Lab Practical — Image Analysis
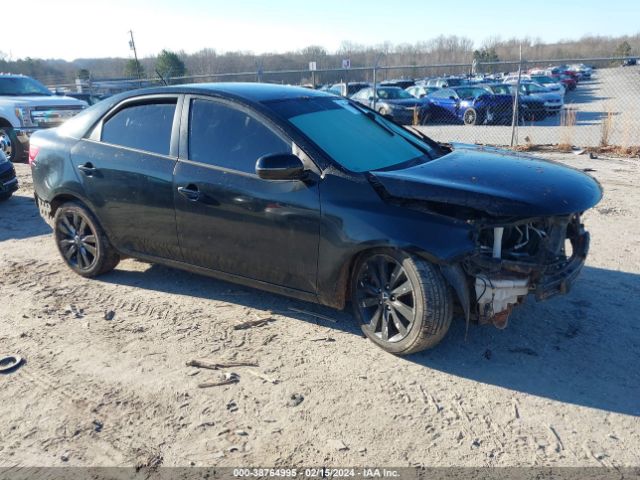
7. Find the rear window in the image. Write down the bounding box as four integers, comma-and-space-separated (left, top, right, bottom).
101, 100, 176, 155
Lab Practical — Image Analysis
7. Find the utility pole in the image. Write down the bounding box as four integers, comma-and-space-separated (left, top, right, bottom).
128, 30, 142, 85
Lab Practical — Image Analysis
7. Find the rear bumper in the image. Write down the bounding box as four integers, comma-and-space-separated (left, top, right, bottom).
391, 110, 418, 125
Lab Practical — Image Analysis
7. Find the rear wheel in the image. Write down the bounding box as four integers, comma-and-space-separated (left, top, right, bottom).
53, 202, 120, 277
351, 249, 453, 355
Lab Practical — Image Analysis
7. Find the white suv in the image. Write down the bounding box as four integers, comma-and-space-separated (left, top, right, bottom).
0, 74, 87, 162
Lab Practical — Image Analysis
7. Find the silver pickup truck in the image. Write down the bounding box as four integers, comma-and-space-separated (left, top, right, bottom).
0, 74, 87, 162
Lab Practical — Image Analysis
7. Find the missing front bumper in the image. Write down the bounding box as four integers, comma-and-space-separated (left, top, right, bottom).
465, 228, 589, 328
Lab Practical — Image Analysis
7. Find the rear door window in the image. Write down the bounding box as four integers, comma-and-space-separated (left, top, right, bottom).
188, 98, 290, 174
101, 100, 176, 155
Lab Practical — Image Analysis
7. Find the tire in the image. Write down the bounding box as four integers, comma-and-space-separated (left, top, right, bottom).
53, 202, 120, 277
351, 248, 453, 355
0, 126, 24, 163
463, 108, 479, 125
0, 192, 12, 202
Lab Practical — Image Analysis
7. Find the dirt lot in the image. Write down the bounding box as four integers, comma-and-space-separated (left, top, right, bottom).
1, 153, 639, 468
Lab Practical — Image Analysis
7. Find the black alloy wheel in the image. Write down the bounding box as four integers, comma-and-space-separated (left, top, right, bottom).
53, 202, 120, 277
355, 253, 416, 343
57, 209, 99, 271
351, 249, 453, 355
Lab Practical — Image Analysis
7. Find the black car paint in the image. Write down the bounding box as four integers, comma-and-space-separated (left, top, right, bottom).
371, 144, 602, 217
31, 83, 602, 312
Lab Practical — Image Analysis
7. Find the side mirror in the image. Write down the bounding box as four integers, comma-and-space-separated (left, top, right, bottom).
368, 96, 374, 101
256, 153, 306, 181
449, 96, 456, 100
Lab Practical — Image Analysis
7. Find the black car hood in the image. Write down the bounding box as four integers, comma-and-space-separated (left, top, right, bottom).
369, 143, 602, 217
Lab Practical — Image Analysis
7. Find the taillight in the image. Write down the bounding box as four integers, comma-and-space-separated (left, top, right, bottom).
28, 145, 40, 166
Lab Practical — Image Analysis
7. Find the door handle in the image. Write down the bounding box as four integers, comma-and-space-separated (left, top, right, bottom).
78, 163, 97, 175
177, 185, 201, 201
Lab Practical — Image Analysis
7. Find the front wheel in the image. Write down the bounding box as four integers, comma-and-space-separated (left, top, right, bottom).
0, 126, 24, 163
351, 249, 453, 355
463, 108, 480, 125
53, 202, 120, 277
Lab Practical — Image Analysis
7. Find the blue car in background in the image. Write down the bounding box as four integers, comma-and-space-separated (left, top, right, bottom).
480, 83, 547, 121
426, 86, 513, 125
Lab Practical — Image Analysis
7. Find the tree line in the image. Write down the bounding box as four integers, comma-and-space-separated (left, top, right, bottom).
1, 33, 638, 87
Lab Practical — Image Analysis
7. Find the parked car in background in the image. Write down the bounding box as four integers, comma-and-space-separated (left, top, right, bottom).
540, 67, 576, 90
504, 80, 564, 114
480, 83, 546, 121
328, 82, 371, 97
529, 75, 566, 95
0, 74, 87, 162
622, 58, 637, 67
0, 150, 18, 201
567, 64, 592, 78
380, 79, 415, 89
427, 86, 513, 125
405, 85, 440, 99
30, 83, 602, 354
351, 86, 429, 124
561, 69, 581, 82
557, 74, 577, 91
65, 92, 110, 106
424, 77, 466, 88
504, 74, 565, 95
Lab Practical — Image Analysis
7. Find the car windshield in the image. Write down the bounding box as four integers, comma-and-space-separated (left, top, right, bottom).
377, 88, 412, 99
532, 76, 553, 84
445, 78, 463, 86
488, 84, 511, 95
455, 87, 488, 100
0, 76, 52, 96
265, 96, 437, 173
524, 83, 547, 93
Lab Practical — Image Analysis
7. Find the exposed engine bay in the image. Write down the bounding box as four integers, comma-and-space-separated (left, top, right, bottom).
463, 214, 589, 328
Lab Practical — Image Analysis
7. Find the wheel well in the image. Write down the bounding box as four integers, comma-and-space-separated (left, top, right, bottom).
339, 247, 397, 310
50, 194, 83, 216
337, 247, 450, 310
0, 118, 12, 128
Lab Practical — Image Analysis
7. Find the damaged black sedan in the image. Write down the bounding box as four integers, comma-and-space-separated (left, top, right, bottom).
30, 84, 602, 355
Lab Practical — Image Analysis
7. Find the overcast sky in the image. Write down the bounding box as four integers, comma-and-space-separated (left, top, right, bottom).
2, 0, 638, 61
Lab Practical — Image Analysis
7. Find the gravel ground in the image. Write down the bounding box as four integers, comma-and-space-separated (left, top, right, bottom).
0, 153, 639, 468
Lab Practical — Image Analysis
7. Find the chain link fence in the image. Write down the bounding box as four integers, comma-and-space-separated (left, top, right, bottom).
51, 56, 639, 150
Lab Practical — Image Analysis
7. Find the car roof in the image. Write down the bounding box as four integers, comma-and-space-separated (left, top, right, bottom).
112, 82, 333, 104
